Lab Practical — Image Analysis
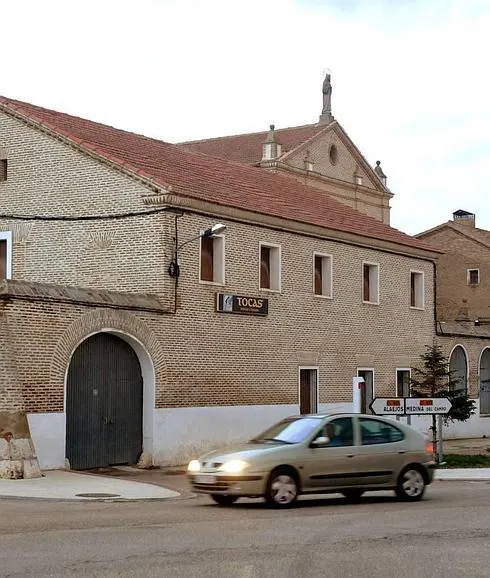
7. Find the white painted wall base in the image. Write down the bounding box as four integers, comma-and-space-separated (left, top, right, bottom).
27, 402, 490, 471
153, 403, 353, 466
390, 400, 490, 440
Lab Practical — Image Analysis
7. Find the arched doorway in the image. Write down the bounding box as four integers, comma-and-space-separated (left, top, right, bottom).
449, 345, 468, 393
479, 348, 490, 415
66, 333, 143, 470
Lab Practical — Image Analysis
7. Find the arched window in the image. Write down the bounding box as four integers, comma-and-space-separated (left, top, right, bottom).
479, 348, 490, 414
449, 346, 468, 393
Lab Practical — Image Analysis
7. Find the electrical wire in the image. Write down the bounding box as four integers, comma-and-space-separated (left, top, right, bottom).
0, 206, 173, 221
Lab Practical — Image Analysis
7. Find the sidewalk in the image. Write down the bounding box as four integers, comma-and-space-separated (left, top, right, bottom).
0, 469, 181, 501
442, 437, 490, 455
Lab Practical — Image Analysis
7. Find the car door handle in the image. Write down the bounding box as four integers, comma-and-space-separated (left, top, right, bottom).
346, 454, 355, 458
398, 450, 406, 454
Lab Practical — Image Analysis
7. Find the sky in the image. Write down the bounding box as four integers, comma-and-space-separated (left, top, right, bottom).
2, 0, 489, 235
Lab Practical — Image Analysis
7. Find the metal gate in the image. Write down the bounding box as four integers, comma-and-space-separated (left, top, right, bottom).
480, 349, 490, 415
66, 333, 143, 470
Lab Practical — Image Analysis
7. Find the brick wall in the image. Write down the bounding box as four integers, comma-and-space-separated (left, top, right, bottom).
418, 227, 490, 322
0, 109, 436, 413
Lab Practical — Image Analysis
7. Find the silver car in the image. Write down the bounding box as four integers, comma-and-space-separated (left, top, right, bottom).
187, 413, 435, 507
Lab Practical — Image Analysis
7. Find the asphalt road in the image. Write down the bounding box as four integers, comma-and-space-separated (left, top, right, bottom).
0, 479, 489, 577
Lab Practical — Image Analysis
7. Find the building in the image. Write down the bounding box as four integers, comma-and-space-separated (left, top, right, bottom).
416, 210, 490, 429
0, 85, 440, 472
181, 87, 392, 225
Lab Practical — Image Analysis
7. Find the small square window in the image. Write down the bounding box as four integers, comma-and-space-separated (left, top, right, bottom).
313, 253, 332, 297
410, 271, 424, 308
260, 243, 281, 291
467, 269, 480, 285
362, 262, 379, 304
0, 159, 7, 182
200, 234, 224, 284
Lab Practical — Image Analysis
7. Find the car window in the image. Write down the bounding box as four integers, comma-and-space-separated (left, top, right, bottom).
360, 418, 404, 445
251, 417, 323, 444
315, 417, 354, 447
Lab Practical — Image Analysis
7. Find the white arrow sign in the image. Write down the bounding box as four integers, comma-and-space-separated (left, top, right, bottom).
404, 397, 452, 415
369, 398, 405, 415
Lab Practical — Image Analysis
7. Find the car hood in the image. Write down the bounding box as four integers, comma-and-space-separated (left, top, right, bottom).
200, 442, 291, 463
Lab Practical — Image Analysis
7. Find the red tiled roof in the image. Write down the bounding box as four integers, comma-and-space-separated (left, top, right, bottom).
0, 96, 438, 254
180, 124, 326, 164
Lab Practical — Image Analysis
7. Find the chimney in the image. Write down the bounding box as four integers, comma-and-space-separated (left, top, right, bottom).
452, 210, 475, 228
261, 124, 282, 162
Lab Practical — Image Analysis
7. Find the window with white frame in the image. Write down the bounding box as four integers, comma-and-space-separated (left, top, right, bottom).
260, 243, 281, 291
313, 253, 332, 297
410, 270, 424, 308
0, 231, 12, 279
199, 233, 225, 284
467, 268, 480, 285
362, 262, 379, 304
396, 369, 411, 397
299, 367, 318, 414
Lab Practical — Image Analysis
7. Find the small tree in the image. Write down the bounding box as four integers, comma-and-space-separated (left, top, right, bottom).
410, 344, 475, 462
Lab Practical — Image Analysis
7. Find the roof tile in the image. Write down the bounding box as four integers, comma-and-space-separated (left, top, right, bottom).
0, 95, 438, 254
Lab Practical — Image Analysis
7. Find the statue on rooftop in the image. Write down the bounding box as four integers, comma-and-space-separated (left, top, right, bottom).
321, 73, 332, 116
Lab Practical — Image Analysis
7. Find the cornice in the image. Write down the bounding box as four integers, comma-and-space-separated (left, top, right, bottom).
142, 192, 439, 261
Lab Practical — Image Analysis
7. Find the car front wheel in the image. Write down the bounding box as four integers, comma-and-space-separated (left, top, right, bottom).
265, 468, 299, 507
210, 494, 238, 506
395, 467, 426, 501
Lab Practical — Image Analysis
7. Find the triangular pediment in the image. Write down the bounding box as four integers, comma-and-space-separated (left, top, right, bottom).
280, 121, 387, 193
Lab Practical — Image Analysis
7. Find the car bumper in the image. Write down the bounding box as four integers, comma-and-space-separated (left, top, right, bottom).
188, 473, 266, 497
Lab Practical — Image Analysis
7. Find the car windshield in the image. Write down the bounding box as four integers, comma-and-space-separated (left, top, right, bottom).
251, 417, 322, 444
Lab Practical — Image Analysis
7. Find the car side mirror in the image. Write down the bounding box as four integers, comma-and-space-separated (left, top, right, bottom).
311, 436, 330, 447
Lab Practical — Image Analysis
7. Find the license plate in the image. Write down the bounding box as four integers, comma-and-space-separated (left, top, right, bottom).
194, 474, 216, 484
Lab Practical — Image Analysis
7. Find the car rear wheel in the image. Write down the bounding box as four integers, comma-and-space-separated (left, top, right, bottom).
341, 489, 365, 502
395, 466, 426, 501
210, 494, 238, 506
265, 468, 299, 507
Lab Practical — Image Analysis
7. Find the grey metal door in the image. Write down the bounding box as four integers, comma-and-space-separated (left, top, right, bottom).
480, 349, 490, 415
66, 333, 143, 470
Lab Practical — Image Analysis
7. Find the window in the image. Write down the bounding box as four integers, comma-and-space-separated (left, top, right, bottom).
362, 262, 379, 304
0, 231, 12, 279
360, 418, 404, 445
449, 345, 468, 393
396, 369, 411, 397
259, 243, 281, 291
468, 269, 480, 285
318, 417, 354, 447
329, 144, 338, 165
313, 253, 332, 297
299, 367, 318, 414
0, 159, 6, 182
199, 233, 224, 284
410, 271, 424, 308
357, 368, 375, 413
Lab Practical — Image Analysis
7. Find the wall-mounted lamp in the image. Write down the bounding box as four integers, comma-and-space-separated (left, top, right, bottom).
168, 223, 226, 279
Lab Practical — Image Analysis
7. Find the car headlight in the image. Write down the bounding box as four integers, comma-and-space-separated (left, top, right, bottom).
187, 460, 201, 472
218, 460, 249, 473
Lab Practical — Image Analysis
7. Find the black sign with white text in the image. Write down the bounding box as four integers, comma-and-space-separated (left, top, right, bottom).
216, 293, 269, 316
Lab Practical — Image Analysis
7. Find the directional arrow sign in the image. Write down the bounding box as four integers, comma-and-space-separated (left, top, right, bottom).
369, 398, 405, 415
404, 398, 452, 415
